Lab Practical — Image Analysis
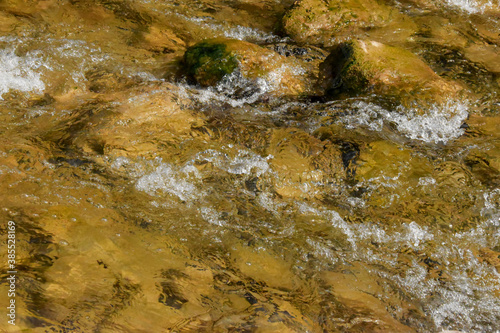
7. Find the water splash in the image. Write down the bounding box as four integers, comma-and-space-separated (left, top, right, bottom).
175, 13, 282, 43
0, 48, 47, 99
179, 61, 307, 107
387, 101, 469, 144
341, 100, 469, 144
179, 71, 272, 107
418, 177, 437, 186
192, 148, 271, 177
444, 0, 497, 13
200, 206, 226, 227
0, 37, 114, 98
135, 161, 199, 202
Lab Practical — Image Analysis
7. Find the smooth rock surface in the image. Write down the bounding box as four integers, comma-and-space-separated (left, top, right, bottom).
183, 38, 321, 96
319, 39, 466, 109
282, 0, 415, 46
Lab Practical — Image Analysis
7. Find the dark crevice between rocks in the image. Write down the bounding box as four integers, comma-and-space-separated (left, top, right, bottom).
337, 141, 360, 182
318, 42, 358, 98
464, 156, 500, 188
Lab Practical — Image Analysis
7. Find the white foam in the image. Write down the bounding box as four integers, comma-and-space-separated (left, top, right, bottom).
444, 0, 497, 13
220, 25, 280, 43
42, 38, 109, 87
343, 100, 469, 144
0, 38, 115, 99
191, 148, 271, 177
111, 156, 131, 170
181, 60, 309, 106
180, 71, 272, 107
355, 223, 390, 244
427, 269, 500, 331
257, 192, 286, 216
0, 48, 47, 99
135, 163, 198, 201
341, 102, 384, 131
265, 63, 306, 90
296, 203, 357, 249
454, 211, 500, 247
325, 209, 357, 249
418, 177, 437, 186
354, 221, 433, 249
481, 189, 500, 217
386, 101, 469, 144
175, 13, 282, 43
225, 152, 270, 176
200, 207, 226, 226
305, 237, 339, 264
403, 221, 434, 248
129, 148, 271, 203
366, 217, 500, 332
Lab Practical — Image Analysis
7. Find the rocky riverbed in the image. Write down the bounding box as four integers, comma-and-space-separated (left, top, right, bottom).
0, 0, 499, 332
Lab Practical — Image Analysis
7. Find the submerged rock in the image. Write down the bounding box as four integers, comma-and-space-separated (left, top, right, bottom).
266, 128, 345, 199
63, 83, 210, 162
183, 38, 319, 96
464, 43, 500, 74
355, 140, 433, 182
319, 40, 466, 110
322, 265, 418, 332
282, 0, 415, 46
464, 137, 500, 187
134, 26, 186, 55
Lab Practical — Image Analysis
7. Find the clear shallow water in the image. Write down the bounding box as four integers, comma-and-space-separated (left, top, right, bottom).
0, 0, 499, 332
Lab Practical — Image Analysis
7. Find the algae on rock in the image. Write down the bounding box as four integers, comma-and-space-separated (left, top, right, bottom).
319, 39, 466, 110
184, 41, 239, 86
183, 38, 322, 97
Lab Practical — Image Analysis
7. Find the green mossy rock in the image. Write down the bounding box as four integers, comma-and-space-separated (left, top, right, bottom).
183, 38, 321, 96
184, 41, 239, 86
320, 39, 465, 108
282, 0, 415, 47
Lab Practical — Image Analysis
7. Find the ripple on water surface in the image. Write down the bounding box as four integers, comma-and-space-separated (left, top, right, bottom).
0, 0, 500, 332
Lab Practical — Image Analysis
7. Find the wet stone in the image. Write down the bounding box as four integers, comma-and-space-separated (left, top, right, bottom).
282, 0, 416, 46
319, 39, 467, 112
1, 0, 500, 331
183, 38, 322, 97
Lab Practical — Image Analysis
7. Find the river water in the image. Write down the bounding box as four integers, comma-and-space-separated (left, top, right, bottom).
0, 0, 499, 332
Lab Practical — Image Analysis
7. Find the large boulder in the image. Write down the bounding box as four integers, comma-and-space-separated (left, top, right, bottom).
183, 38, 321, 96
282, 0, 415, 47
319, 39, 466, 109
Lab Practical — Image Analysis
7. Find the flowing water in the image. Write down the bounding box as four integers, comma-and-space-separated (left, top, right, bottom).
0, 0, 500, 332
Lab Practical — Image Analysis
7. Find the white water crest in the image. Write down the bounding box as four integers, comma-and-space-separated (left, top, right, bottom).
119, 148, 271, 203
179, 71, 272, 107
341, 100, 469, 144
135, 163, 199, 202
0, 48, 47, 99
175, 13, 282, 43
0, 37, 114, 99
444, 0, 498, 13
200, 206, 226, 227
180, 61, 307, 107
387, 101, 469, 144
191, 148, 271, 177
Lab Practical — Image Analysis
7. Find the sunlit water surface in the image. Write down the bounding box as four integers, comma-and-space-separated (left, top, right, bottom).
0, 0, 500, 332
